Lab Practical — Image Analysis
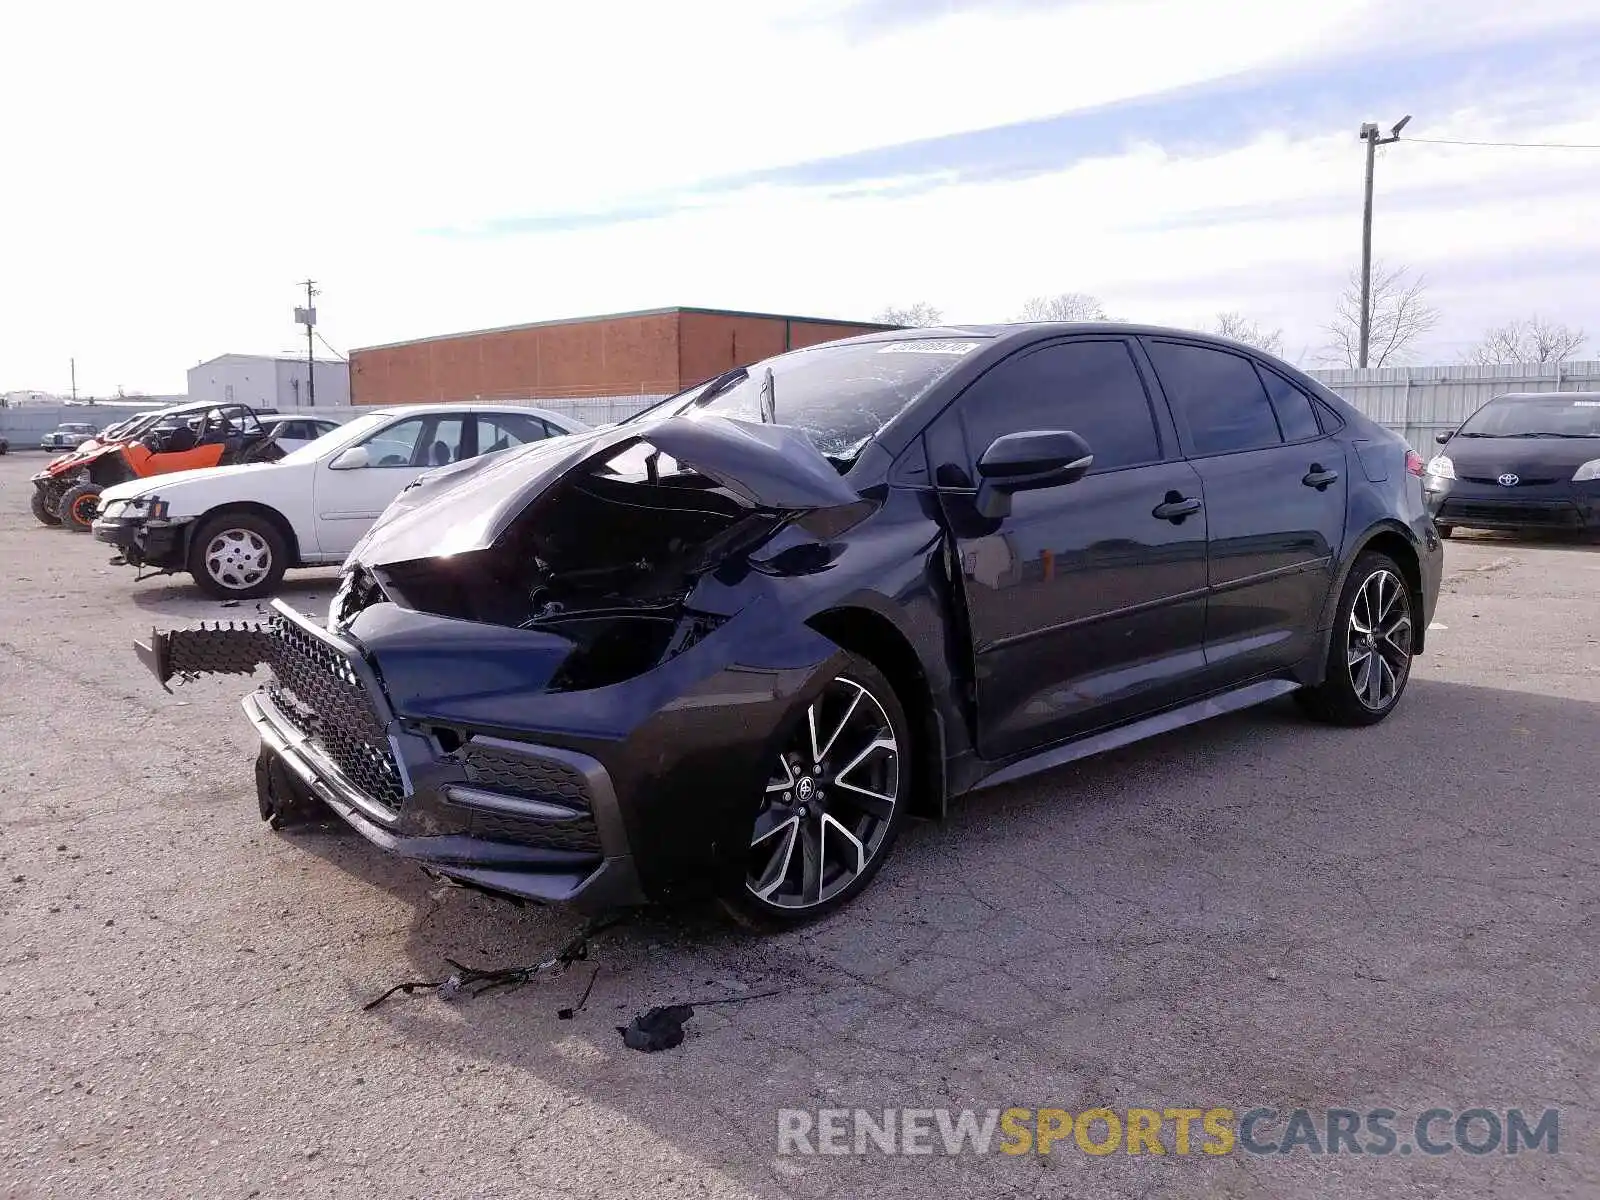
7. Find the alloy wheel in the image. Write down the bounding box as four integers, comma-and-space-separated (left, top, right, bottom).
205, 528, 273, 592
746, 675, 900, 910
1347, 568, 1411, 711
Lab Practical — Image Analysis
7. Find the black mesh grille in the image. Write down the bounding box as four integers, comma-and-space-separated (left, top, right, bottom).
457, 742, 601, 854
462, 809, 602, 855
265, 614, 404, 812
460, 743, 592, 812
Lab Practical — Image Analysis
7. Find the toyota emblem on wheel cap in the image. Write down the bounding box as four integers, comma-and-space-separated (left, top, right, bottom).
1497, 473, 1520, 487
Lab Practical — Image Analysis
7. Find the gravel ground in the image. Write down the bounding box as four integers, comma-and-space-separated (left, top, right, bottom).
0, 450, 1595, 1199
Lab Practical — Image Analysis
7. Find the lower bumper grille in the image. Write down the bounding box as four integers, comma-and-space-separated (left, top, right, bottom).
1438, 499, 1585, 528
456, 739, 601, 853
265, 613, 404, 812
460, 741, 592, 808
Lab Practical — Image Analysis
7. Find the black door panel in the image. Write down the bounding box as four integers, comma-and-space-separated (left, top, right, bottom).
947, 462, 1208, 757
925, 336, 1213, 760
1192, 443, 1346, 675
1143, 338, 1348, 679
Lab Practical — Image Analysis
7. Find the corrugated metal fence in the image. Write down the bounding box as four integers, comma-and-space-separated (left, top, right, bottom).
1307, 361, 1600, 451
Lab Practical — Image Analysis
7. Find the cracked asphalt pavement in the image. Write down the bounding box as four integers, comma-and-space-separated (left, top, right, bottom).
0, 451, 1595, 1198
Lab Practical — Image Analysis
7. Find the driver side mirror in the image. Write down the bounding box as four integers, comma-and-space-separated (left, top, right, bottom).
329, 445, 371, 470
1435, 431, 1453, 444
974, 430, 1093, 519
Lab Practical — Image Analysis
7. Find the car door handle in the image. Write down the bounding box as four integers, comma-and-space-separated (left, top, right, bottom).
1152, 493, 1202, 522
1303, 464, 1340, 490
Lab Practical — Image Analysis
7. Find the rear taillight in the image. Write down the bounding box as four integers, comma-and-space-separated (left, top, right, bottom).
1406, 450, 1425, 477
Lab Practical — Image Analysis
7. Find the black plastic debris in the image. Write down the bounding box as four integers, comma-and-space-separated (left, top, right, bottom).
614, 988, 785, 1052
363, 912, 629, 1012
558, 967, 600, 1021
617, 1004, 694, 1052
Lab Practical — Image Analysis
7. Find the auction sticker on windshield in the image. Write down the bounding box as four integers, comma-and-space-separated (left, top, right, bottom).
877, 340, 982, 355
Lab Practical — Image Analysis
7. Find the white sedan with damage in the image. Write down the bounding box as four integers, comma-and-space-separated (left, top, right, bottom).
92, 403, 585, 598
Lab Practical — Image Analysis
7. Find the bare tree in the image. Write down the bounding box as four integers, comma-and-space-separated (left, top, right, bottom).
1323, 263, 1441, 368
1017, 292, 1108, 323
1467, 316, 1587, 365
1213, 312, 1285, 356
874, 302, 944, 327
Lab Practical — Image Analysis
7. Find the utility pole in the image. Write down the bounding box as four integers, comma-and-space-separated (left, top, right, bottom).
1357, 114, 1411, 368
295, 280, 319, 407
70, 357, 77, 403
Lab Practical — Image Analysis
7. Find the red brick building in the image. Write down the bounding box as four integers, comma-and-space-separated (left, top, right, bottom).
349, 307, 897, 406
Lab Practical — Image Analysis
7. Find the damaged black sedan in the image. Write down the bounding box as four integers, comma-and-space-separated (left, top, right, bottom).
139, 325, 1441, 923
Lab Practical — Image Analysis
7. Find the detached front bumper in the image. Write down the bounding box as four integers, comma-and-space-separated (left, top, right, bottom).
137, 604, 646, 913
93, 515, 191, 569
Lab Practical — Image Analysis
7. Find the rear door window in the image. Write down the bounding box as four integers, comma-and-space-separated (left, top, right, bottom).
1147, 341, 1283, 456
1257, 367, 1322, 442
477, 412, 553, 454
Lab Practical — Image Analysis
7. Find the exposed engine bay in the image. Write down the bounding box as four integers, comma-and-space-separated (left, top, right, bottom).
341, 450, 816, 690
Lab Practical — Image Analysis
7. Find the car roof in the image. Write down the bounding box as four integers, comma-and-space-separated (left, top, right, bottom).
359, 403, 588, 430
816, 320, 1291, 350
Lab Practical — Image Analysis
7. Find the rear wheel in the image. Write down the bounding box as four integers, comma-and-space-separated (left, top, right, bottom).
1297, 553, 1415, 726
58, 483, 103, 532
187, 512, 288, 600
722, 656, 910, 927
30, 486, 62, 527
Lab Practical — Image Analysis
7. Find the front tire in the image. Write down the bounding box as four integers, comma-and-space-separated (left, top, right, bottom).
722, 655, 911, 927
30, 486, 62, 527
187, 512, 288, 600
255, 749, 328, 830
1297, 553, 1415, 726
58, 482, 102, 532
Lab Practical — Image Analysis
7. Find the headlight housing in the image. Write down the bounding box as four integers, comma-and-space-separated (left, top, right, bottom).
1573, 458, 1600, 483
1424, 454, 1455, 481
115, 495, 169, 520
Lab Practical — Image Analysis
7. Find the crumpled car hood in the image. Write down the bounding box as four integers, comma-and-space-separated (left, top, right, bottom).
346, 414, 862, 568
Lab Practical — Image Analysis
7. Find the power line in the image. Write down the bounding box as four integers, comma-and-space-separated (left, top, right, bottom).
1406, 136, 1600, 150
315, 331, 347, 361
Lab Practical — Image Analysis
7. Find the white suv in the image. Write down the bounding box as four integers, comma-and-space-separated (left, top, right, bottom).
93, 404, 584, 598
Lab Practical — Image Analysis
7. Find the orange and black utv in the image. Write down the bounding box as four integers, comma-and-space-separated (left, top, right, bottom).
32, 401, 281, 531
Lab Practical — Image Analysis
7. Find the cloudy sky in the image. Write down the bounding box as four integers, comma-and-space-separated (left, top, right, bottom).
7, 0, 1600, 395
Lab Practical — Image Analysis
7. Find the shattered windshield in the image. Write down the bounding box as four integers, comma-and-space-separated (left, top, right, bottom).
679, 337, 989, 461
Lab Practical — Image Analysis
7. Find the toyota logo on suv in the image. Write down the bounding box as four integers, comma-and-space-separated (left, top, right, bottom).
1497, 473, 1520, 487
